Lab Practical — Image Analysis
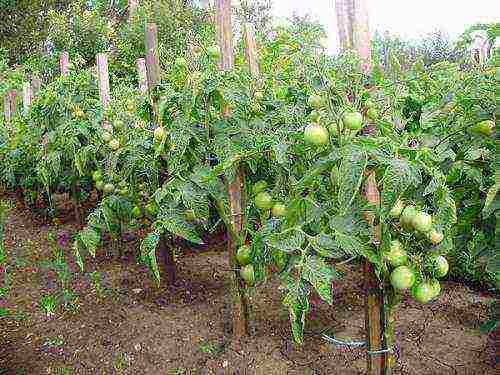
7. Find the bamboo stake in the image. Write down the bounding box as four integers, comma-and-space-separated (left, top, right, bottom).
242, 23, 260, 79
96, 53, 111, 131
216, 0, 251, 341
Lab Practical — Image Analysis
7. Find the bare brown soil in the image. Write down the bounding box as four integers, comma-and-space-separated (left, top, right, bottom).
0, 200, 496, 374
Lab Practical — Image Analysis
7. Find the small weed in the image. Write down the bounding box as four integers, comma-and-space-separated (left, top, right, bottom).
90, 271, 106, 300
198, 340, 221, 357
39, 294, 58, 316
44, 335, 65, 348
53, 367, 72, 375
114, 352, 128, 371
0, 307, 9, 318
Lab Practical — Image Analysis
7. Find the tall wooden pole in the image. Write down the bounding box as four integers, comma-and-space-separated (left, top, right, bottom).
136, 58, 149, 95
215, 0, 251, 341
335, 0, 351, 51
60, 51, 70, 77
3, 90, 17, 127
145, 23, 161, 92
96, 53, 111, 129
242, 23, 260, 79
351, 0, 372, 72
22, 82, 32, 115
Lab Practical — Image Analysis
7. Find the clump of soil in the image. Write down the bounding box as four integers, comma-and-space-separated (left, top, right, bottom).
0, 201, 496, 374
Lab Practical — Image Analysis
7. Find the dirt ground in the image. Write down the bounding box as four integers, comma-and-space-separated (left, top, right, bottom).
0, 199, 497, 375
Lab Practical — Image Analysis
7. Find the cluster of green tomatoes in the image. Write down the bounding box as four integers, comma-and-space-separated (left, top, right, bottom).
302, 94, 370, 146
385, 200, 449, 304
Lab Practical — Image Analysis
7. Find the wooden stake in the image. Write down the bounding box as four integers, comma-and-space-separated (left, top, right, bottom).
242, 23, 260, 79
31, 75, 41, 95
145, 23, 161, 91
3, 90, 17, 127
351, 0, 372, 72
96, 53, 111, 130
60, 51, 70, 77
22, 82, 32, 115
335, 0, 351, 51
136, 58, 149, 95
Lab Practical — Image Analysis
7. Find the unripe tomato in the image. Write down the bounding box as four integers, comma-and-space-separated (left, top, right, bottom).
365, 98, 375, 108
126, 101, 135, 113
154, 127, 167, 142
389, 199, 404, 219
109, 139, 120, 151
308, 94, 324, 109
114, 120, 124, 131
236, 245, 252, 266
328, 121, 341, 136
254, 91, 264, 101
145, 203, 158, 216
103, 183, 115, 195
95, 180, 104, 191
304, 124, 329, 145
390, 266, 415, 290
366, 108, 378, 121
428, 229, 443, 245
131, 206, 142, 219
184, 209, 196, 222
309, 110, 322, 123
412, 211, 432, 233
271, 203, 286, 218
255, 192, 273, 210
102, 131, 113, 143
399, 205, 417, 230
252, 180, 267, 194
92, 170, 102, 182
240, 264, 255, 286
385, 240, 408, 267
207, 45, 221, 60
469, 120, 494, 136
342, 111, 363, 131
434, 255, 449, 278
411, 282, 434, 304
175, 57, 187, 67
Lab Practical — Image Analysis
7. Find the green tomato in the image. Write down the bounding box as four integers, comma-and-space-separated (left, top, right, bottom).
390, 266, 416, 290
399, 205, 417, 230
304, 124, 329, 145
254, 91, 264, 101
207, 45, 221, 60
469, 120, 494, 136
366, 108, 378, 121
109, 139, 120, 151
252, 180, 267, 195
236, 245, 252, 266
102, 131, 113, 143
255, 192, 273, 210
271, 203, 286, 218
342, 111, 363, 131
95, 180, 104, 191
145, 203, 158, 216
427, 229, 443, 245
154, 127, 167, 142
308, 94, 324, 109
434, 255, 449, 278
239, 264, 255, 286
175, 57, 187, 67
103, 183, 115, 195
92, 170, 102, 182
385, 240, 408, 267
327, 121, 341, 136
389, 199, 404, 219
412, 211, 432, 233
309, 110, 322, 123
114, 120, 124, 131
184, 209, 196, 222
411, 282, 434, 304
365, 98, 375, 108
131, 206, 142, 219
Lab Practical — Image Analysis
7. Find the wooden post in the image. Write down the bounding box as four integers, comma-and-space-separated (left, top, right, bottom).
60, 51, 70, 77
3, 90, 17, 127
96, 53, 111, 128
351, 0, 372, 72
215, 0, 251, 341
136, 58, 148, 95
335, 0, 351, 51
22, 82, 32, 115
31, 75, 41, 95
242, 23, 260, 78
363, 171, 387, 375
145, 23, 161, 91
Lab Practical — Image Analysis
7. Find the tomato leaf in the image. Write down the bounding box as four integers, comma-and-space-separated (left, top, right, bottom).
337, 145, 367, 214
301, 255, 335, 304
265, 228, 305, 253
